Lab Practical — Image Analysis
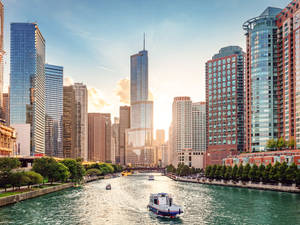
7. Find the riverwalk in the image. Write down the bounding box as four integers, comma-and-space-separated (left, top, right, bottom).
167, 174, 300, 193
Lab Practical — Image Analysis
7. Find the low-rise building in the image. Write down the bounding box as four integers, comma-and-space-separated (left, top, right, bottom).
0, 122, 16, 156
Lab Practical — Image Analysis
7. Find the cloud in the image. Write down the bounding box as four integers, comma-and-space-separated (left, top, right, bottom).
64, 76, 74, 86
114, 78, 154, 104
88, 87, 110, 112
115, 78, 130, 104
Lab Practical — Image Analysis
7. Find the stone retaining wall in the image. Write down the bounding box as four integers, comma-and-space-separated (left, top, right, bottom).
0, 183, 73, 207
168, 175, 300, 193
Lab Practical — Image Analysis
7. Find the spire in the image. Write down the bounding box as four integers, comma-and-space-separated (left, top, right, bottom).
143, 32, 145, 50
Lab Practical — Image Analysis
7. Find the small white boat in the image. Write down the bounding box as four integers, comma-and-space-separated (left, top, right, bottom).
147, 193, 183, 218
106, 184, 111, 190
148, 175, 154, 181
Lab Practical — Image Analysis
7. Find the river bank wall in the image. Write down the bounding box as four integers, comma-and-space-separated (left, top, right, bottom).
167, 174, 300, 193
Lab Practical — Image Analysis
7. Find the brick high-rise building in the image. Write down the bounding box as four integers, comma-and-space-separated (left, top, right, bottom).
205, 46, 244, 166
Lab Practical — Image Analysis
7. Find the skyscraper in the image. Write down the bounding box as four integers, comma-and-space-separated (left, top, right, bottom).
88, 113, 111, 162
244, 8, 282, 152
119, 106, 130, 165
73, 83, 88, 161
155, 129, 165, 146
45, 64, 63, 157
10, 23, 45, 156
192, 102, 206, 152
172, 97, 192, 166
2, 92, 9, 125
0, 1, 4, 116
63, 86, 77, 158
111, 117, 119, 164
126, 39, 154, 166
205, 46, 244, 165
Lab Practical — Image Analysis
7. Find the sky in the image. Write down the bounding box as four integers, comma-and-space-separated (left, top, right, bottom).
3, 0, 290, 137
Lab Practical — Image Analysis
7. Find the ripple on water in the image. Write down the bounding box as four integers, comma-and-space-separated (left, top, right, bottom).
1, 174, 300, 225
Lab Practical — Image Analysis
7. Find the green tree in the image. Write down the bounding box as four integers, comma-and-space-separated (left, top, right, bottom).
205, 165, 212, 178
286, 163, 297, 184
215, 165, 222, 179
24, 171, 43, 188
277, 137, 287, 150
0, 158, 21, 191
249, 164, 258, 182
263, 164, 272, 183
180, 165, 191, 176
49, 163, 70, 183
278, 162, 288, 183
224, 166, 232, 180
231, 165, 238, 181
237, 164, 244, 180
86, 168, 102, 176
288, 137, 296, 149
296, 169, 300, 185
242, 163, 251, 181
257, 164, 265, 181
166, 164, 176, 173
9, 172, 30, 190
32, 157, 58, 183
220, 165, 227, 179
209, 165, 217, 179
61, 159, 86, 183
269, 162, 280, 183
266, 139, 277, 151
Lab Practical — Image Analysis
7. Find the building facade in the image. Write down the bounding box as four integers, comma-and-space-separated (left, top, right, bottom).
73, 83, 88, 161
0, 1, 4, 116
126, 46, 154, 166
0, 122, 16, 157
2, 93, 9, 125
45, 64, 63, 158
172, 97, 192, 166
192, 102, 206, 152
119, 106, 130, 165
10, 23, 45, 156
88, 113, 111, 162
111, 117, 119, 164
63, 86, 77, 158
12, 124, 30, 156
205, 46, 244, 166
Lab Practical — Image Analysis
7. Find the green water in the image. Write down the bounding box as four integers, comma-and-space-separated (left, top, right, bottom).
0, 173, 300, 225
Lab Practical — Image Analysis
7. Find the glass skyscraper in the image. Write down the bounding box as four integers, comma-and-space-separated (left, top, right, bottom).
244, 7, 282, 152
10, 23, 45, 155
126, 46, 154, 166
45, 64, 63, 157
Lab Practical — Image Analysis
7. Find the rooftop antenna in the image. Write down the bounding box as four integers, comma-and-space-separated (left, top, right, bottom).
143, 32, 145, 50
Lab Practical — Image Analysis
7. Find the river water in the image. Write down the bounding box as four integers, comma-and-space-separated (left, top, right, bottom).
0, 173, 300, 225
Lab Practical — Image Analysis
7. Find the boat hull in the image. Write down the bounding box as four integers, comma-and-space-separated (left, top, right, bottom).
147, 205, 182, 218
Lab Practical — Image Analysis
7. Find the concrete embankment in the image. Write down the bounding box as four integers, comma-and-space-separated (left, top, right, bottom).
167, 175, 300, 193
0, 183, 73, 207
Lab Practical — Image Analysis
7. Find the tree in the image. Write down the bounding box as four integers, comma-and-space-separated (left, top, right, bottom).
166, 164, 176, 173
266, 139, 277, 151
242, 163, 251, 181
9, 172, 30, 190
0, 158, 21, 191
288, 137, 296, 149
220, 165, 227, 179
215, 165, 222, 179
180, 165, 191, 176
231, 165, 238, 181
209, 165, 217, 179
24, 171, 43, 188
224, 166, 232, 180
278, 162, 288, 183
296, 169, 300, 185
237, 164, 244, 180
257, 164, 265, 181
86, 168, 102, 177
277, 137, 287, 150
61, 159, 86, 183
263, 164, 272, 183
286, 163, 297, 184
249, 164, 258, 182
32, 157, 58, 183
205, 165, 212, 178
269, 162, 280, 183
49, 163, 70, 183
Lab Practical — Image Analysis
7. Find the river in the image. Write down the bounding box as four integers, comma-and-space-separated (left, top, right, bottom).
0, 173, 300, 225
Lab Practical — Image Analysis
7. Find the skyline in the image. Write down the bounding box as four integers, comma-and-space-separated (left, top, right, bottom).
2, 0, 290, 134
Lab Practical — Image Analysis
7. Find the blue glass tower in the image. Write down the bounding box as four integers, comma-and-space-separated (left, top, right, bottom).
10, 23, 45, 155
126, 37, 154, 166
45, 64, 63, 157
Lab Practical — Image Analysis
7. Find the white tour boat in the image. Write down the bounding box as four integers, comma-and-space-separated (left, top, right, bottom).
148, 175, 155, 181
147, 193, 183, 218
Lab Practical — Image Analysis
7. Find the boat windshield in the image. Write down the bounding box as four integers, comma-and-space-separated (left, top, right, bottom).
169, 198, 172, 206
